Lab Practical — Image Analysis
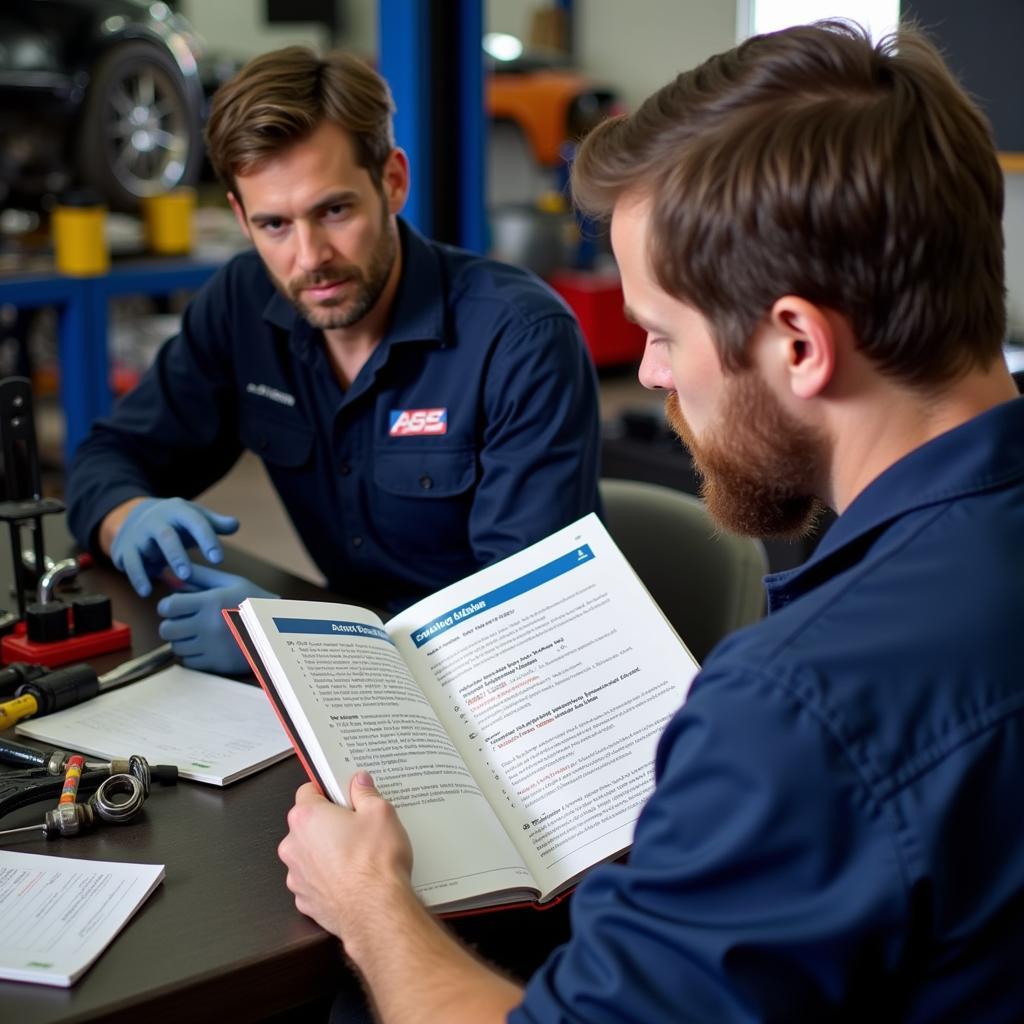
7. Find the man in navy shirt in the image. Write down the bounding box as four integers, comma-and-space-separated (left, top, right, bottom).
277, 21, 1024, 1022
65, 48, 601, 674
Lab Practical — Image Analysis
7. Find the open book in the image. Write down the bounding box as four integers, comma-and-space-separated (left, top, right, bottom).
226, 514, 699, 914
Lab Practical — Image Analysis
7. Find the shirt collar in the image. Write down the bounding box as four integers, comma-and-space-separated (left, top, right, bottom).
259, 218, 447, 353
384, 219, 447, 347
765, 396, 1024, 610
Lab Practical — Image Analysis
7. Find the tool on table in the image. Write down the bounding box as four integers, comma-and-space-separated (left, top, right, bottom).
0, 736, 177, 820
0, 735, 180, 780
0, 773, 149, 841
0, 660, 47, 699
0, 376, 132, 665
1, 564, 132, 668
0, 377, 65, 622
1, 552, 91, 645
20, 548, 55, 576
0, 736, 178, 839
0, 642, 175, 730
58, 753, 86, 806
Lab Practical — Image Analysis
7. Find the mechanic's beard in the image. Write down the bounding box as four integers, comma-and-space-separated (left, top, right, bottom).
664, 376, 827, 539
286, 219, 397, 330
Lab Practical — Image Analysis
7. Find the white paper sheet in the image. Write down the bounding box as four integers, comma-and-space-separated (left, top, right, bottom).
17, 665, 292, 785
0, 850, 164, 986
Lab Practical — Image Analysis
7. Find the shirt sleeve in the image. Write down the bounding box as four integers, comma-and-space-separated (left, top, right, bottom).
65, 265, 244, 550
470, 311, 602, 564
511, 664, 912, 1024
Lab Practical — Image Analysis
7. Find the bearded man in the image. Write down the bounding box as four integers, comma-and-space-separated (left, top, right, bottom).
66, 47, 601, 674
278, 21, 1024, 1023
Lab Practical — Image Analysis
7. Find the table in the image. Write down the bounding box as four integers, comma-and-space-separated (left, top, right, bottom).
0, 528, 571, 1023
0, 259, 222, 463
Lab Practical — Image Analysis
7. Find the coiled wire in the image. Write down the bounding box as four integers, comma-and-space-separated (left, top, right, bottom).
127, 754, 152, 796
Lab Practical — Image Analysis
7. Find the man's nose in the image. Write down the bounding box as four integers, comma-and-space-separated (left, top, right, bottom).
295, 223, 332, 272
637, 339, 674, 390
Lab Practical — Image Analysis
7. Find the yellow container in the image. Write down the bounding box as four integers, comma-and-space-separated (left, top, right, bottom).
52, 200, 109, 276
142, 187, 196, 255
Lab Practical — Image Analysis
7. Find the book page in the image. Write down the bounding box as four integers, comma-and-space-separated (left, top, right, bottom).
240, 599, 535, 908
388, 514, 699, 898
16, 666, 292, 785
0, 851, 164, 986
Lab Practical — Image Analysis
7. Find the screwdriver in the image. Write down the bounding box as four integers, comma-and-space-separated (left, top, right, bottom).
0, 772, 151, 841
0, 802, 100, 840
0, 643, 174, 730
0, 741, 178, 786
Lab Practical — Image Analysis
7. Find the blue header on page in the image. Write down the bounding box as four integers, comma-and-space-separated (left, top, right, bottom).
410, 545, 595, 648
272, 618, 393, 644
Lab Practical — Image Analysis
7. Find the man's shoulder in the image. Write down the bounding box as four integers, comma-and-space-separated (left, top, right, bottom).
690, 489, 1024, 791
173, 249, 285, 351
428, 238, 575, 328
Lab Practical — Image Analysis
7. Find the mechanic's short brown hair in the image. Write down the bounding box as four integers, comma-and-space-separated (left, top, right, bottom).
572, 21, 1006, 387
204, 46, 395, 197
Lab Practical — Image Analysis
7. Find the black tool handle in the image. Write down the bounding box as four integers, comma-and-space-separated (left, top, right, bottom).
0, 736, 47, 769
0, 662, 46, 699
151, 764, 179, 785
17, 663, 99, 714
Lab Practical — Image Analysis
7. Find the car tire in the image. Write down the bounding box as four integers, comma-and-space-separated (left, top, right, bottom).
76, 40, 202, 212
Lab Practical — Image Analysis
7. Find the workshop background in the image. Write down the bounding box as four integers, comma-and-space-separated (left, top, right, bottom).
0, 0, 1021, 581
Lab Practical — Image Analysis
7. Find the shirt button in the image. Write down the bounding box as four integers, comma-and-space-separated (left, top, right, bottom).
257, 436, 268, 451
339, 463, 351, 476
352, 536, 363, 548
419, 475, 433, 490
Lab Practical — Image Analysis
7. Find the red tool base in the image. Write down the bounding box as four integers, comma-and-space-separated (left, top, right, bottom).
1, 620, 132, 668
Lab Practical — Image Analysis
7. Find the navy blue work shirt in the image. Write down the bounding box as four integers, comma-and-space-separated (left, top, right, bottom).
66, 221, 602, 610
514, 397, 1024, 1022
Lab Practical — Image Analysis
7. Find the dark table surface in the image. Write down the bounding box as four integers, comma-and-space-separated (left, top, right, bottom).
0, 523, 571, 1023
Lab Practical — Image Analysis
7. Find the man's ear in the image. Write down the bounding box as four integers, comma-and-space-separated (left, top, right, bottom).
226, 192, 251, 240
381, 148, 410, 216
767, 296, 837, 400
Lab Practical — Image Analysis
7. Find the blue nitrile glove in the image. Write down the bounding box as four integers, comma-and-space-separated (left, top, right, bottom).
156, 563, 276, 675
111, 498, 240, 597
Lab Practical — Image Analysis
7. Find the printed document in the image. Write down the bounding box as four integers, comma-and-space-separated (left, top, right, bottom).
0, 850, 164, 986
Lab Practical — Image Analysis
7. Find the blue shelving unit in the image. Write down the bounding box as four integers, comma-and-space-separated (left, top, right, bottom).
0, 259, 222, 463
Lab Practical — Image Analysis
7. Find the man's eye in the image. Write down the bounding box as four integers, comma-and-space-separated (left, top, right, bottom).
260, 219, 286, 234
324, 204, 351, 220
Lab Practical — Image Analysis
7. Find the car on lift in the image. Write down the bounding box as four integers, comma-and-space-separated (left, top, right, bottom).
0, 0, 206, 211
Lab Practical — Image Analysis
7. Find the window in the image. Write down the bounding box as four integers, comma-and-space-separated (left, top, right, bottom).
738, 0, 901, 40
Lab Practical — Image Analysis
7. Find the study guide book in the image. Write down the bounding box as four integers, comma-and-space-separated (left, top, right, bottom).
0, 850, 165, 987
17, 665, 293, 785
227, 514, 700, 914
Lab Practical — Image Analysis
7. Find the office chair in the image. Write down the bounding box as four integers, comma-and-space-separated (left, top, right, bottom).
600, 478, 768, 663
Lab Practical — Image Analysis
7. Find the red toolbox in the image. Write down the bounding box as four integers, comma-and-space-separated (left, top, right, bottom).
547, 269, 645, 367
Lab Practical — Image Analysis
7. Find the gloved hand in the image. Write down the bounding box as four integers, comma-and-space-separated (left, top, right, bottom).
157, 563, 277, 675
111, 498, 240, 597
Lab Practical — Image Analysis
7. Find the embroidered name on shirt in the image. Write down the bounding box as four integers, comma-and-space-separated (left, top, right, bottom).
246, 382, 296, 407
389, 408, 448, 436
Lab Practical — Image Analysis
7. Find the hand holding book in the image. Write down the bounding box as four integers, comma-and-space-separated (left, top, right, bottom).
228, 514, 699, 913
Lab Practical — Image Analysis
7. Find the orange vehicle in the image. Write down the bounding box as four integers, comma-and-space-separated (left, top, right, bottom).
487, 60, 621, 167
